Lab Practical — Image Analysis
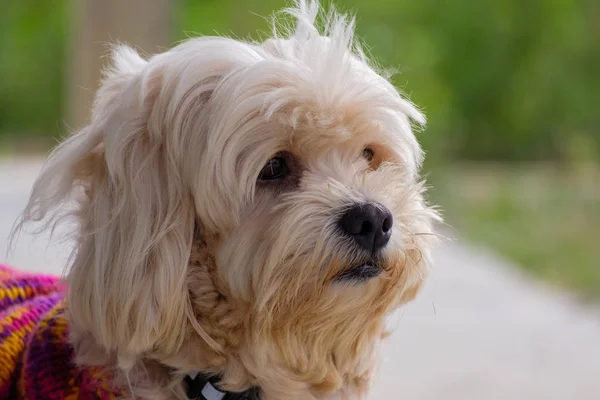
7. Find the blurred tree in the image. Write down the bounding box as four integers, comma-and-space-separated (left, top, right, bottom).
67, 0, 173, 129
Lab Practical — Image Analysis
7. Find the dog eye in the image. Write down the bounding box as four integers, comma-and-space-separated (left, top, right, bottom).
362, 147, 374, 162
259, 156, 288, 181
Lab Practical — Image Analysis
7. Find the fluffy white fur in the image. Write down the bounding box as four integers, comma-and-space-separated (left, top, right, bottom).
16, 1, 440, 399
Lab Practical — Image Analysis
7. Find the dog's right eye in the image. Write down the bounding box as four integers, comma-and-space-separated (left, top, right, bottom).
259, 156, 289, 181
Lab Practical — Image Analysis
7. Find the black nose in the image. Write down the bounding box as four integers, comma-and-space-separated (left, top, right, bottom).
338, 203, 393, 252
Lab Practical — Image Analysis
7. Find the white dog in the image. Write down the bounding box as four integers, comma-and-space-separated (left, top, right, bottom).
13, 1, 440, 399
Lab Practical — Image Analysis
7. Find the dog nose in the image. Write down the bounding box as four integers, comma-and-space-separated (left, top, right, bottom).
339, 203, 393, 252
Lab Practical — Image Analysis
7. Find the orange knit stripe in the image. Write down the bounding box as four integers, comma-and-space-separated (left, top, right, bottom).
0, 304, 39, 385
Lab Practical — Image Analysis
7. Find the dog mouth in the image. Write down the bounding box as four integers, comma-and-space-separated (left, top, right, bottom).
335, 261, 383, 283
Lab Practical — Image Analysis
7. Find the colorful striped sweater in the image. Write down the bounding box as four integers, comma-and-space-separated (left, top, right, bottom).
0, 264, 122, 399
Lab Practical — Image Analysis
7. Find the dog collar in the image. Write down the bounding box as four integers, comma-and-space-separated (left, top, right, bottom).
185, 373, 260, 400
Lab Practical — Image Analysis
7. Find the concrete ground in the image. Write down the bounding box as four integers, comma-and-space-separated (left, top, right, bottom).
1, 158, 599, 399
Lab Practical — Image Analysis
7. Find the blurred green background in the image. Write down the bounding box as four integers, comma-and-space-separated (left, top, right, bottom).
1, 0, 599, 297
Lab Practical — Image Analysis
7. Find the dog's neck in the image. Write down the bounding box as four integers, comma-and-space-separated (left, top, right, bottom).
176, 239, 260, 397
169, 236, 385, 399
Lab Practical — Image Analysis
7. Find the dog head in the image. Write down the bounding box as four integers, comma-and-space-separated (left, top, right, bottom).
19, 1, 440, 398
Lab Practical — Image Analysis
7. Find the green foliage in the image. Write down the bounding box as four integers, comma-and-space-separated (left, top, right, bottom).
0, 0, 69, 137
1, 0, 598, 161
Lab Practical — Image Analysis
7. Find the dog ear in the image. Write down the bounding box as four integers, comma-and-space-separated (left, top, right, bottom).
19, 45, 196, 368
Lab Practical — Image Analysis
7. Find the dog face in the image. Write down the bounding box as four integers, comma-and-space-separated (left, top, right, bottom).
19, 1, 439, 399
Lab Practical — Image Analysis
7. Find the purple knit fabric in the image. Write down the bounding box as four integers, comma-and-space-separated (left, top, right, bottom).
0, 264, 123, 399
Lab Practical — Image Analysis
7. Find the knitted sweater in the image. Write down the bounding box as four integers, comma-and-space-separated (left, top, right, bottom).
0, 264, 122, 400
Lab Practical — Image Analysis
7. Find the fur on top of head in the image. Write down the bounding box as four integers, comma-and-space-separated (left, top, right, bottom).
16, 0, 440, 399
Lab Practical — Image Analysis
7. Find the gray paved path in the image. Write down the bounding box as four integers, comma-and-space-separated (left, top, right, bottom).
2, 158, 599, 399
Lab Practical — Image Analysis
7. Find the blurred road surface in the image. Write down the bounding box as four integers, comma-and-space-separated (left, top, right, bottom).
1, 158, 599, 399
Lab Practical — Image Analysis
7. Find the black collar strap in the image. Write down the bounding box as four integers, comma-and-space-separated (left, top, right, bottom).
185, 373, 260, 400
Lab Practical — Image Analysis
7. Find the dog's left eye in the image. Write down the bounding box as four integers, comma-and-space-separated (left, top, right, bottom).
362, 147, 374, 162
259, 156, 288, 180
